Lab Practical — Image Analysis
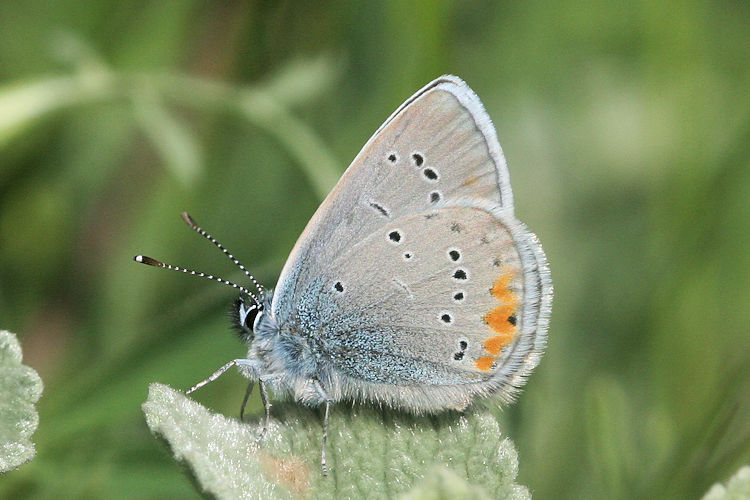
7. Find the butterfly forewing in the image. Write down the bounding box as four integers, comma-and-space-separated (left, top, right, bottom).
273, 76, 513, 323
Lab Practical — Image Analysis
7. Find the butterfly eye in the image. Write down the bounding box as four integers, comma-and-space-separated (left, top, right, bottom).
411, 153, 424, 166
234, 299, 261, 342
245, 307, 260, 329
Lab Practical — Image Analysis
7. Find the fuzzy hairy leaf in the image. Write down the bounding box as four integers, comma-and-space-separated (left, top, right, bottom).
400, 467, 504, 500
143, 383, 530, 499
703, 466, 750, 500
0, 330, 43, 473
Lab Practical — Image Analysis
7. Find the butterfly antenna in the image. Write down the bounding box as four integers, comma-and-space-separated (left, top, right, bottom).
133, 255, 261, 306
180, 212, 265, 297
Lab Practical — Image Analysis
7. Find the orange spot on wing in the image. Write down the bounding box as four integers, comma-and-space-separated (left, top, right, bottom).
479, 272, 520, 359
484, 305, 516, 335
475, 356, 495, 372
484, 334, 514, 356
491, 274, 518, 305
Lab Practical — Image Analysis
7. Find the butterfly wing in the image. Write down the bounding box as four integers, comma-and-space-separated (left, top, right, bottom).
273, 76, 513, 319
271, 75, 551, 411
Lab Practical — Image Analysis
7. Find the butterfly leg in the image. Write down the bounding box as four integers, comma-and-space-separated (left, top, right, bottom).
258, 379, 271, 442
322, 399, 331, 476
186, 358, 258, 395
313, 380, 333, 476
239, 381, 255, 421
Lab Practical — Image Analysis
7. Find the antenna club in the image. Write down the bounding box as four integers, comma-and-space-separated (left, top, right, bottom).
181, 212, 197, 228
134, 255, 163, 267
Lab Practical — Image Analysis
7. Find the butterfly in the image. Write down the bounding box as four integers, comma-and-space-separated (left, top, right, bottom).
135, 75, 552, 475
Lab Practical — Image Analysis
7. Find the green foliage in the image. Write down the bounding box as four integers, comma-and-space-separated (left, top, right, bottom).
0, 331, 43, 473
143, 383, 529, 499
1, 1, 749, 498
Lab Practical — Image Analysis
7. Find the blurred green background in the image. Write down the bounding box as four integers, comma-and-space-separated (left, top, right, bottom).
1, 1, 749, 498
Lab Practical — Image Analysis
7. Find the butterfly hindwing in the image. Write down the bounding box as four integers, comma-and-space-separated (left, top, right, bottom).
293, 201, 549, 410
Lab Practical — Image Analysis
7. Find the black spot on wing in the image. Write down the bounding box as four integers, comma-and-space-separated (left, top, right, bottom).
369, 201, 390, 217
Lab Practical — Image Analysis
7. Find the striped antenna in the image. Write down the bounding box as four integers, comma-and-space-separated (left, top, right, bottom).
133, 255, 260, 307
180, 213, 265, 297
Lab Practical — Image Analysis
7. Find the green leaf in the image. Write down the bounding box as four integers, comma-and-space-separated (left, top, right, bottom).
400, 466, 525, 500
143, 383, 530, 499
0, 330, 43, 473
702, 466, 750, 500
132, 85, 203, 185
258, 53, 343, 108
0, 73, 114, 146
